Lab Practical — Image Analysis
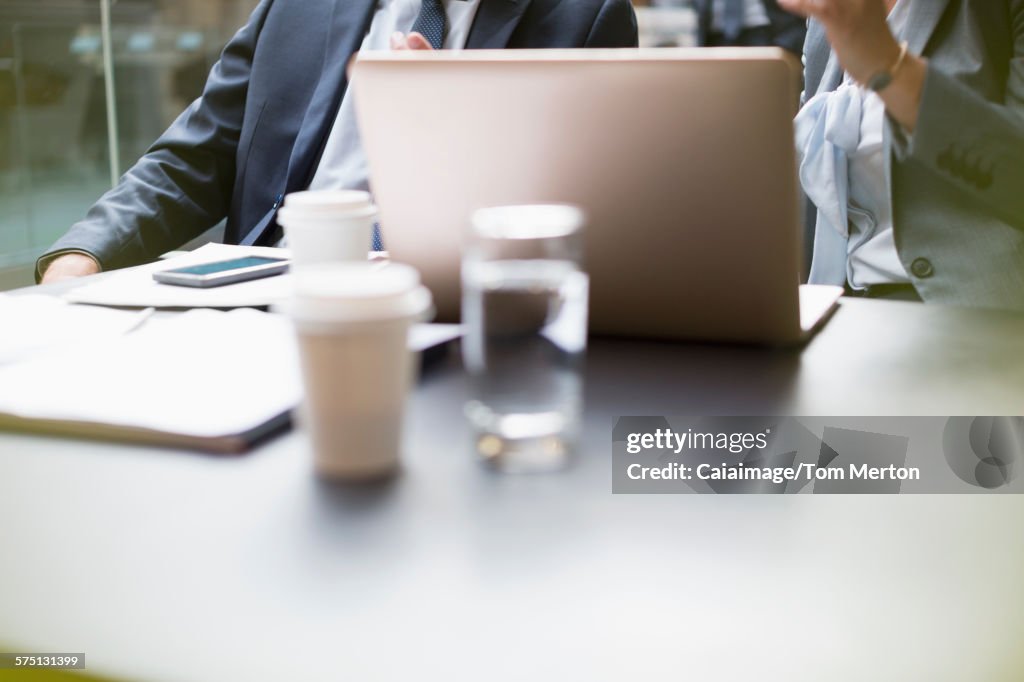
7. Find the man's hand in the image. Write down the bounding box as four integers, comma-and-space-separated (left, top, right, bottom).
40, 253, 101, 284
778, 0, 927, 131
389, 32, 436, 51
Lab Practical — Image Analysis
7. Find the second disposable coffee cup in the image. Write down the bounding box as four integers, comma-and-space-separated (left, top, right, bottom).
277, 190, 378, 267
284, 263, 432, 480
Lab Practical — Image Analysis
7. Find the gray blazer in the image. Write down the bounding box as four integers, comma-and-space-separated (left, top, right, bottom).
804, 0, 1024, 311
40, 0, 638, 276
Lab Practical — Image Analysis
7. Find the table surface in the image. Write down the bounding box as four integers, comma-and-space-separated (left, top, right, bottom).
2, 281, 1023, 681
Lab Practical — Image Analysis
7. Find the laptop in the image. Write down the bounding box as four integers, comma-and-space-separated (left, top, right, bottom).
352, 48, 842, 344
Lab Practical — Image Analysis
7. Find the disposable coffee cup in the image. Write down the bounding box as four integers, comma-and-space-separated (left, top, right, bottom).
277, 190, 378, 267
284, 262, 433, 480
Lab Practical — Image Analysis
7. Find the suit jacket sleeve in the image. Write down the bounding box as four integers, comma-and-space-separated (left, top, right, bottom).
896, 2, 1024, 232
584, 0, 639, 48
38, 0, 276, 276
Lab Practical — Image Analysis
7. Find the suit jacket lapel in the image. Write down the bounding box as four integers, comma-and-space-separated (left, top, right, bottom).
466, 0, 532, 49
284, 0, 377, 192
885, 0, 951, 201
803, 21, 836, 99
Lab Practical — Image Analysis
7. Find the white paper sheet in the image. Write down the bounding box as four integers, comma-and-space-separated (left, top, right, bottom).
0, 294, 147, 366
410, 323, 462, 352
63, 243, 296, 309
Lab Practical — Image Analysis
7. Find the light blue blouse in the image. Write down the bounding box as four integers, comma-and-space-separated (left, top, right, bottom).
795, 1, 912, 289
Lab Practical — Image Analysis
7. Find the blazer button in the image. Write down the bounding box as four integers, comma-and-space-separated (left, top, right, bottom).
911, 257, 935, 279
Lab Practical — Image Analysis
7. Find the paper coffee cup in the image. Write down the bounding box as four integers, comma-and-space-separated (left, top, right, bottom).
277, 190, 378, 267
284, 263, 432, 480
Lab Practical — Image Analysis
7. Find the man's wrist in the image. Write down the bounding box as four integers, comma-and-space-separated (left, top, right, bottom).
37, 250, 102, 282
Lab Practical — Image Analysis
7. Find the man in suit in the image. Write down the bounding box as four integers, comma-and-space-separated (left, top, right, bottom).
783, 0, 1024, 311
696, 0, 806, 57
39, 0, 638, 282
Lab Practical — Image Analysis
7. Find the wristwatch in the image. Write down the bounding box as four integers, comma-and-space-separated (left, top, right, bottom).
866, 41, 910, 92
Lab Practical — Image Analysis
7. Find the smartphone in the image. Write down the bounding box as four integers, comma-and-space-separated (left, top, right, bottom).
153, 256, 290, 288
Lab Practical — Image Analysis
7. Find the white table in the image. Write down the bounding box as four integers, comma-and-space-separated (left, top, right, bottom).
2, 294, 1023, 681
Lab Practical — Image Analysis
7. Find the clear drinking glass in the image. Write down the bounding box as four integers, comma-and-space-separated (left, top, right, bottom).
461, 205, 589, 473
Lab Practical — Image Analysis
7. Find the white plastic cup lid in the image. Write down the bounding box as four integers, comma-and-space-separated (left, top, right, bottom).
285, 189, 372, 211
279, 190, 378, 223
284, 262, 433, 324
277, 206, 378, 230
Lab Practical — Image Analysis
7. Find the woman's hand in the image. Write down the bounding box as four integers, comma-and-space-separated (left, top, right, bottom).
779, 0, 928, 132
780, 0, 900, 83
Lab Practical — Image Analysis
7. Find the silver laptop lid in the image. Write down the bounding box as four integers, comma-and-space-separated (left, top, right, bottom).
353, 48, 809, 343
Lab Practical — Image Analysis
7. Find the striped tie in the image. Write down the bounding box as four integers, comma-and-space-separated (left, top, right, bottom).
411, 0, 448, 49
373, 1, 448, 252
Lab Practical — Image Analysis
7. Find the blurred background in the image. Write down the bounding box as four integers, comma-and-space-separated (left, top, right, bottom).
0, 0, 696, 291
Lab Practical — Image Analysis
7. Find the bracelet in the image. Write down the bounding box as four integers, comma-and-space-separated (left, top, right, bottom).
866, 41, 910, 92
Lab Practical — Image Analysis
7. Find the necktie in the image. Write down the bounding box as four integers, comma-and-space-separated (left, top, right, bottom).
723, 0, 746, 43
372, 1, 445, 250
411, 0, 448, 49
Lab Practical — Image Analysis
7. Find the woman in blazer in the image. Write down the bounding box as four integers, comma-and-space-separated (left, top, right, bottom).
781, 0, 1024, 311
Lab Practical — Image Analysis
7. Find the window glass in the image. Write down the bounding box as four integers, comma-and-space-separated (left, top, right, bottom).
0, 0, 259, 289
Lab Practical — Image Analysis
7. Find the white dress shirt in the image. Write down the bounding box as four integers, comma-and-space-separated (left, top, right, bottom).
844, 0, 911, 288
308, 0, 481, 193
794, 0, 912, 289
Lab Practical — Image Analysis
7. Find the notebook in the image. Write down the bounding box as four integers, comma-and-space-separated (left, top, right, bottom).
0, 308, 459, 454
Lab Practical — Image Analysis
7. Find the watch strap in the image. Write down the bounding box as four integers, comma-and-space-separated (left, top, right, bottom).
867, 41, 910, 92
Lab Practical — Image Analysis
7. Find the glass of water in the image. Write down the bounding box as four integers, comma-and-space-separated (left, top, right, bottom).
461, 204, 589, 473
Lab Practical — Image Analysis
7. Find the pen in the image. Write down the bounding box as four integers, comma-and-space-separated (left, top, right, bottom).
124, 307, 157, 335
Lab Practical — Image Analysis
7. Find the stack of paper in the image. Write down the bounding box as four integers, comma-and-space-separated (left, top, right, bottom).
63, 243, 295, 309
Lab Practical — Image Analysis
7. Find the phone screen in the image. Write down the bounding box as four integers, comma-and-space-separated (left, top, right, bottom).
167, 257, 287, 276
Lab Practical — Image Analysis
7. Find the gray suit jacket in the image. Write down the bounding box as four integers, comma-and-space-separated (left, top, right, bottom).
41, 0, 638, 275
804, 0, 1024, 311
